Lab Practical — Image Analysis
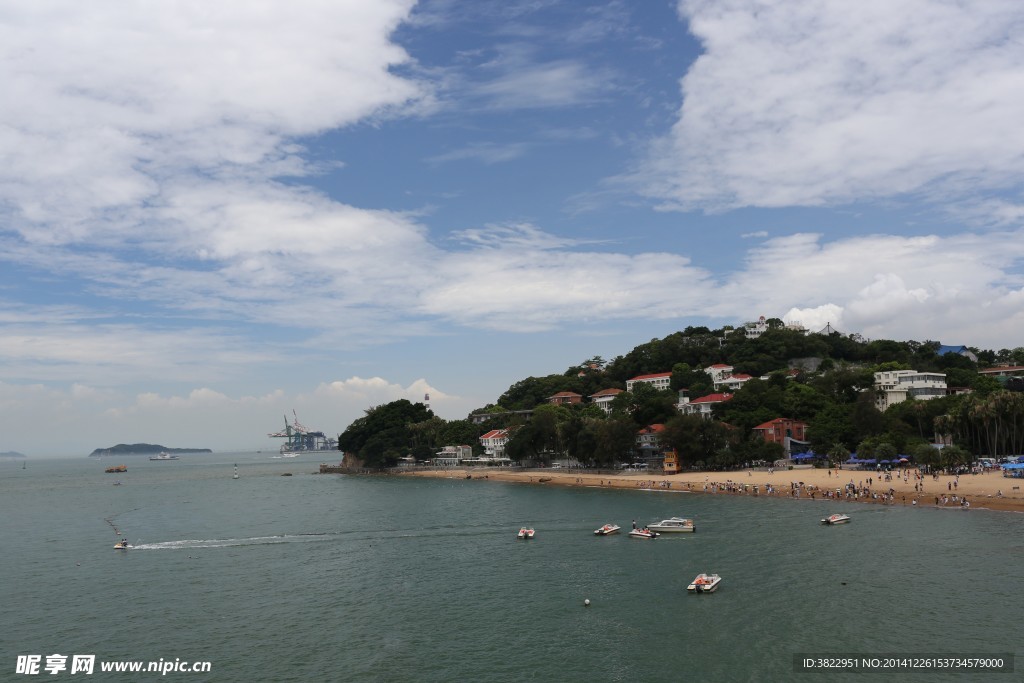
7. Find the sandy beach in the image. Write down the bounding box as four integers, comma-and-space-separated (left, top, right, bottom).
404, 465, 1024, 513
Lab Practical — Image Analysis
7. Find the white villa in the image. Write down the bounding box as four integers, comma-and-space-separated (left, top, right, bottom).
626, 372, 672, 392
704, 363, 755, 391
479, 429, 511, 458
679, 392, 734, 418
874, 370, 948, 411
589, 388, 624, 414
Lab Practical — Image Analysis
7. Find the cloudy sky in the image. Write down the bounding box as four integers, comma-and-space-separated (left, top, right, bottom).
3, 0, 1024, 456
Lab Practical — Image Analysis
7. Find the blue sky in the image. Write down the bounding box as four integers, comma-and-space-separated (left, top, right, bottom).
3, 0, 1024, 455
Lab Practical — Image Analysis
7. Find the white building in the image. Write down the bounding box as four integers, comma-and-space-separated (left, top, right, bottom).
874, 370, 947, 411
589, 388, 624, 414
626, 372, 672, 392
479, 429, 510, 458
679, 392, 734, 418
704, 364, 734, 385
739, 315, 770, 339
716, 373, 754, 392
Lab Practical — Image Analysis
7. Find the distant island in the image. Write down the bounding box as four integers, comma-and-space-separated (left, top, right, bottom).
1, 451, 27, 459
88, 444, 212, 457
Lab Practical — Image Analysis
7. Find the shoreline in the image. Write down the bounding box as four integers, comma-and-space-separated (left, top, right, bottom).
401, 466, 1024, 513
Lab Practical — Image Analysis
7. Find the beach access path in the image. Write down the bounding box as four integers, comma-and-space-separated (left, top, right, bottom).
403, 465, 1024, 513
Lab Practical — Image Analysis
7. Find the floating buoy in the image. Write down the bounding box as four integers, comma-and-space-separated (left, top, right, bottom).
584, 599, 590, 607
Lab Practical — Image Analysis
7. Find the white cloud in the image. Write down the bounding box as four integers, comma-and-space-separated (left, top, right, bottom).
426, 142, 530, 165
0, 0, 428, 245
633, 0, 1024, 213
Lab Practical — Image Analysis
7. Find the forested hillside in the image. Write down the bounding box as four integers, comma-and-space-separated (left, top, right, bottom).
338, 325, 1024, 469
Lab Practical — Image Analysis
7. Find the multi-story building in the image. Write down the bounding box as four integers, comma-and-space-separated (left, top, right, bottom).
679, 392, 734, 418
479, 429, 511, 458
752, 418, 809, 456
589, 388, 623, 414
873, 370, 947, 411
716, 373, 754, 392
548, 391, 582, 405
739, 315, 770, 339
434, 444, 473, 465
626, 372, 672, 392
704, 364, 734, 385
635, 424, 664, 451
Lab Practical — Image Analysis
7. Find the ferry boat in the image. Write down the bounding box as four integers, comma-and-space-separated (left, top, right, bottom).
149, 452, 179, 461
687, 573, 722, 593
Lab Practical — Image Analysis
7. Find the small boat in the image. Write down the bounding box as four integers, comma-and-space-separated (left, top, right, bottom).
517, 527, 535, 540
821, 513, 851, 525
113, 542, 132, 550
149, 452, 179, 461
594, 523, 621, 536
648, 517, 695, 533
628, 528, 659, 539
105, 464, 127, 473
687, 573, 722, 593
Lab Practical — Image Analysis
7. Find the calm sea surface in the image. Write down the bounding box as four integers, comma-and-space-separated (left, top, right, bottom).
2, 453, 1021, 682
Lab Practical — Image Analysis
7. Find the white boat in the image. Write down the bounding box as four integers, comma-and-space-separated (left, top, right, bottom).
517, 527, 535, 540
648, 517, 695, 533
628, 528, 659, 539
594, 523, 621, 536
687, 573, 722, 593
149, 452, 179, 461
821, 513, 851, 525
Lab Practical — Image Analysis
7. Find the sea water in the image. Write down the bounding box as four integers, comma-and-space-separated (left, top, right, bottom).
2, 454, 1021, 682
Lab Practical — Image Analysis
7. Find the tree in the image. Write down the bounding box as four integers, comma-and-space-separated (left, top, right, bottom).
337, 399, 433, 467
661, 415, 734, 467
808, 403, 856, 452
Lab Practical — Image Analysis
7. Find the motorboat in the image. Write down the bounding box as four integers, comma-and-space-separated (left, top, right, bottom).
517, 527, 535, 540
149, 452, 179, 461
687, 573, 722, 593
628, 528, 659, 539
821, 513, 851, 525
113, 542, 132, 550
593, 523, 621, 536
648, 517, 695, 533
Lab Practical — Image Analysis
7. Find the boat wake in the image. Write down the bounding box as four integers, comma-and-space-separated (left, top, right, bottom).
132, 533, 334, 550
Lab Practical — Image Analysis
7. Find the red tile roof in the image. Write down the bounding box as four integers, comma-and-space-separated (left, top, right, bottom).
708, 363, 733, 369
480, 429, 507, 439
590, 388, 624, 397
752, 417, 807, 430
690, 393, 734, 404
629, 372, 672, 380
